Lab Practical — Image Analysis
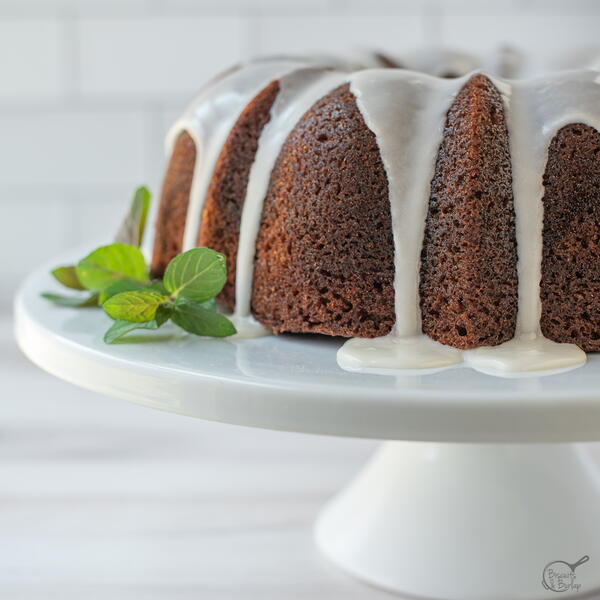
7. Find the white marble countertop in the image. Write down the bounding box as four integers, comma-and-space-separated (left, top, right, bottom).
0, 316, 394, 599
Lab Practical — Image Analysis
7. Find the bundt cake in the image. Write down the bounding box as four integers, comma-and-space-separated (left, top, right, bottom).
150, 54, 600, 376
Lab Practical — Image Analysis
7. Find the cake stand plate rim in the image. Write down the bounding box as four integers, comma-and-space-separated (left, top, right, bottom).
13, 255, 600, 443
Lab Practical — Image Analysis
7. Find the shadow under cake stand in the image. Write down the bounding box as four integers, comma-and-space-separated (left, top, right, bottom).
15, 261, 600, 600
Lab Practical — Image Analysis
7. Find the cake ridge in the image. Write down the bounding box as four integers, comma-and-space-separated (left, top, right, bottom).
350, 68, 467, 339
232, 67, 349, 337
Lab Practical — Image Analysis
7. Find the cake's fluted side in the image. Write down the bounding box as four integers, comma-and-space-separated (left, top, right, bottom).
233, 69, 349, 333
251, 84, 395, 337
151, 131, 196, 276
420, 74, 518, 349
199, 80, 280, 310
541, 123, 600, 351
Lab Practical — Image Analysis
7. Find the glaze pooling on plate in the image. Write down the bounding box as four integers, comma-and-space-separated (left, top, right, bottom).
164, 61, 600, 377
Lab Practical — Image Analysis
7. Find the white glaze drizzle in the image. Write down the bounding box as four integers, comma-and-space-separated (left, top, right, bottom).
340, 70, 467, 370
340, 69, 600, 376
161, 49, 492, 261
166, 59, 307, 252
350, 72, 460, 335
168, 50, 387, 256
163, 60, 600, 377
231, 68, 349, 338
465, 70, 600, 374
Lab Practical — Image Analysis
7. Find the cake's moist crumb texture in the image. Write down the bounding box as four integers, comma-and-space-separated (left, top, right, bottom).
151, 131, 196, 276
252, 84, 395, 337
199, 81, 280, 310
541, 123, 600, 351
419, 74, 518, 349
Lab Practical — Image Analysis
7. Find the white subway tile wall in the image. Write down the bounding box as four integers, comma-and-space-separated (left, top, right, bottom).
79, 17, 246, 99
0, 112, 146, 185
1, 0, 599, 310
0, 19, 66, 100
254, 15, 424, 56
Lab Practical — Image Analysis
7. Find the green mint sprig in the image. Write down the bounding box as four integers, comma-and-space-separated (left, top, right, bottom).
76, 243, 148, 291
42, 186, 236, 343
103, 248, 236, 342
41, 292, 99, 307
44, 242, 149, 309
51, 266, 85, 290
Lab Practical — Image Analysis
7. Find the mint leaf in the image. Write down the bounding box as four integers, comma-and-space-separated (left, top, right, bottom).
42, 292, 99, 307
171, 299, 236, 337
154, 304, 173, 326
163, 248, 226, 303
199, 297, 216, 311
104, 306, 172, 344
99, 278, 168, 304
148, 280, 168, 295
76, 243, 148, 292
104, 319, 161, 344
103, 304, 172, 344
103, 290, 169, 323
115, 186, 152, 247
99, 279, 150, 304
51, 266, 85, 290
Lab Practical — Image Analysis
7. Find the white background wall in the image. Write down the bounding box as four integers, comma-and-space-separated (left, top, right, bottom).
1, 0, 600, 311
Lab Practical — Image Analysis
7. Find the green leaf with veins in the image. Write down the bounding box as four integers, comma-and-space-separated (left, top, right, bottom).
115, 186, 152, 247
99, 279, 150, 304
104, 319, 160, 344
51, 266, 85, 290
76, 243, 148, 292
103, 304, 171, 343
199, 297, 216, 311
148, 280, 168, 295
42, 292, 99, 307
103, 290, 170, 323
163, 248, 226, 303
171, 298, 236, 337
154, 304, 173, 326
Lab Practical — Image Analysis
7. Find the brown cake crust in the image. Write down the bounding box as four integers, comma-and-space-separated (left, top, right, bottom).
151, 130, 196, 276
251, 84, 395, 337
199, 80, 280, 310
419, 74, 518, 349
541, 124, 600, 351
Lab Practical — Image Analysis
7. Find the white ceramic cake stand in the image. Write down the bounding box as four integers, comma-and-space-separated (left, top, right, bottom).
14, 259, 600, 600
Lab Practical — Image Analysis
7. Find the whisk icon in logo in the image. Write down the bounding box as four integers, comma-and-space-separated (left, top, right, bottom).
542, 555, 590, 593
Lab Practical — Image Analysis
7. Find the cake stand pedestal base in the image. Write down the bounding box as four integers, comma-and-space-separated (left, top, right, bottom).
315, 441, 600, 599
